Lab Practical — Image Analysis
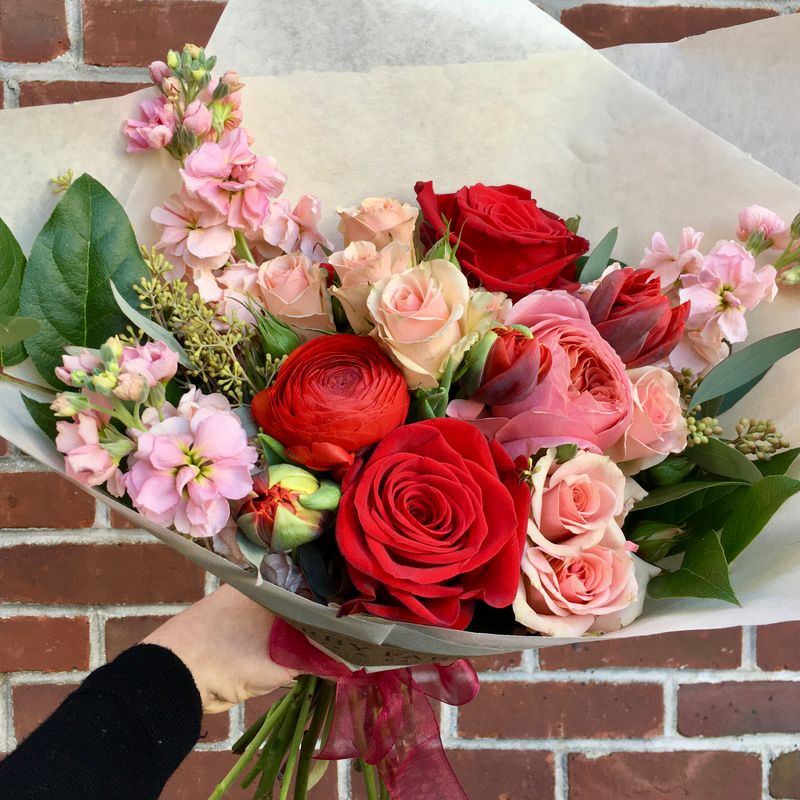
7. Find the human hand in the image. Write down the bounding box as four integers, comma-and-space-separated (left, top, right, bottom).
143, 583, 298, 713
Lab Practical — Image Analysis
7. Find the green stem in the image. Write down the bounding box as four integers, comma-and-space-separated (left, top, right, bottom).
360, 760, 379, 800
278, 676, 318, 800
293, 681, 335, 800
234, 229, 256, 264
379, 777, 390, 800
0, 370, 56, 396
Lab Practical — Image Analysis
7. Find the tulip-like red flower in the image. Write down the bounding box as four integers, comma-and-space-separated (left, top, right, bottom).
250, 334, 410, 474
586, 267, 689, 368
336, 418, 531, 629
415, 181, 589, 300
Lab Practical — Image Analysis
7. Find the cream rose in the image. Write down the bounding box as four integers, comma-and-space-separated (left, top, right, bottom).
330, 240, 413, 333
337, 197, 419, 249
366, 259, 494, 389
256, 253, 334, 337
607, 366, 688, 475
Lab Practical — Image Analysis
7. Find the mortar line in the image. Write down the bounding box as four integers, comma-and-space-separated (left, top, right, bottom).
553, 750, 569, 800
741, 626, 758, 670
64, 0, 84, 65
87, 609, 106, 670
662, 677, 678, 736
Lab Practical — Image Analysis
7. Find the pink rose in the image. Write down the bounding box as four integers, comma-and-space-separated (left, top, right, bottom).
256, 252, 334, 337
529, 448, 627, 557
124, 96, 177, 153
736, 205, 790, 250
338, 197, 419, 249
640, 228, 704, 290
607, 367, 688, 474
183, 99, 213, 136
513, 544, 659, 637
329, 240, 413, 333
55, 413, 126, 493
450, 291, 633, 458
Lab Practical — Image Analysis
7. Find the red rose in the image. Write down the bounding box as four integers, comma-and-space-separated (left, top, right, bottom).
251, 334, 410, 473
586, 267, 689, 368
415, 181, 589, 300
336, 418, 530, 629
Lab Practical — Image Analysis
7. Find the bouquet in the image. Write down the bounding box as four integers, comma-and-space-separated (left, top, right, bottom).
3, 42, 800, 800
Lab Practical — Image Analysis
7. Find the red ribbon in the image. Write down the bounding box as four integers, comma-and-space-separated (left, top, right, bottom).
269, 619, 480, 800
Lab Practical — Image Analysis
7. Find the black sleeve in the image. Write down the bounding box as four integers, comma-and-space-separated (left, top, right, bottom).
0, 644, 203, 800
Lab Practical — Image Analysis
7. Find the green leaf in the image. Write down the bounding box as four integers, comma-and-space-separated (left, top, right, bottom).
685, 437, 762, 483
0, 315, 39, 347
645, 454, 695, 487
719, 475, 800, 562
633, 480, 747, 511
717, 367, 770, 415
690, 328, 800, 410
0, 216, 28, 366
21, 394, 57, 441
756, 447, 800, 477
578, 227, 618, 283
19, 174, 149, 385
648, 529, 739, 605
109, 280, 193, 368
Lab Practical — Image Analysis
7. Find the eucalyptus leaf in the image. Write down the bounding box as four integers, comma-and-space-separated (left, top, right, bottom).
110, 280, 194, 368
717, 367, 770, 415
633, 480, 746, 511
685, 437, 762, 483
19, 174, 149, 385
648, 529, 739, 605
756, 447, 800, 477
690, 328, 800, 410
0, 315, 40, 347
0, 216, 27, 366
21, 394, 58, 441
578, 226, 618, 283
720, 475, 800, 562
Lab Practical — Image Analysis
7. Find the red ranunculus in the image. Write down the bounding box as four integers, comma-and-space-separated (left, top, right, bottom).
586, 267, 689, 368
415, 181, 589, 300
336, 417, 530, 629
250, 334, 410, 473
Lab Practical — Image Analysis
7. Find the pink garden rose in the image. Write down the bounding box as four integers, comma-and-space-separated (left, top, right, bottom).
181, 128, 286, 233
329, 240, 413, 333
124, 96, 177, 153
256, 252, 335, 336
261, 194, 332, 259
640, 228, 704, 290
513, 543, 659, 637
607, 366, 688, 474
56, 412, 126, 494
449, 291, 633, 458
126, 389, 258, 537
736, 205, 790, 250
338, 197, 418, 249
528, 448, 627, 558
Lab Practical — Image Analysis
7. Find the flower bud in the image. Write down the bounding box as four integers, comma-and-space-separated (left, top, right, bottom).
100, 336, 123, 366
185, 43, 202, 60
191, 67, 206, 82
50, 392, 88, 417
237, 465, 341, 552
627, 521, 687, 563
779, 265, 800, 286
112, 372, 149, 402
161, 76, 181, 101
182, 99, 213, 136
166, 50, 180, 70
91, 371, 118, 395
148, 60, 171, 85
221, 70, 244, 93
254, 308, 301, 360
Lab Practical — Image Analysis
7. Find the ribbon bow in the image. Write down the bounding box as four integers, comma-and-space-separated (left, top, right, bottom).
269, 619, 480, 800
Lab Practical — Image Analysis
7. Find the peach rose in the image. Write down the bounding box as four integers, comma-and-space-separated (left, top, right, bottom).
329, 240, 413, 333
607, 366, 688, 475
338, 197, 419, 249
256, 252, 334, 337
513, 542, 659, 637
529, 448, 627, 557
366, 259, 494, 389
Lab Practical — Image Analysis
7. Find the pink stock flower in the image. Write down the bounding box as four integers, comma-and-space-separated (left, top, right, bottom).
151, 192, 235, 291
55, 348, 102, 386
181, 128, 286, 233
124, 96, 177, 153
679, 240, 777, 345
449, 291, 633, 458
183, 99, 213, 136
668, 327, 729, 376
201, 77, 244, 139
607, 366, 688, 474
119, 341, 179, 387
126, 390, 258, 537
640, 228, 704, 289
217, 259, 260, 323
261, 194, 332, 258
148, 60, 171, 85
55, 413, 126, 494
736, 205, 791, 249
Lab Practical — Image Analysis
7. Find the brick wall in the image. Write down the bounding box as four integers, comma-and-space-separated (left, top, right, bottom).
2, 1, 800, 799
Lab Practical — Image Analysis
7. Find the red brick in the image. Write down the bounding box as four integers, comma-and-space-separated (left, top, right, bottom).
561, 4, 778, 48
569, 751, 762, 800
770, 751, 800, 800
19, 81, 149, 107
540, 629, 741, 671
458, 682, 662, 739
12, 683, 79, 742
105, 615, 169, 659
679, 681, 800, 736
82, 0, 226, 67
244, 689, 289, 727
757, 621, 800, 671
0, 617, 90, 672
0, 0, 69, 62
0, 544, 205, 604
470, 652, 523, 672
0, 439, 9, 456
110, 509, 140, 529
0, 473, 95, 528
